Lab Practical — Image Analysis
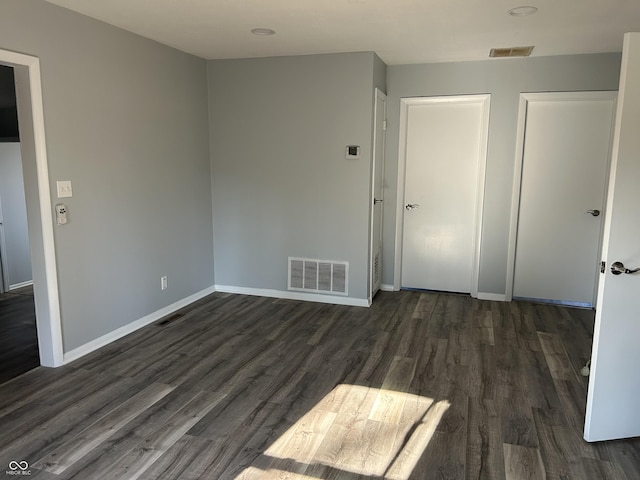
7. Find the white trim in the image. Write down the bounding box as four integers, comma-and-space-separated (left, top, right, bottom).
9, 280, 34, 290
471, 95, 491, 299
369, 88, 387, 299
393, 99, 409, 291
506, 91, 618, 302
63, 286, 216, 364
0, 49, 63, 367
30, 59, 63, 366
477, 292, 507, 302
0, 194, 8, 293
394, 94, 491, 298
380, 284, 395, 292
505, 94, 529, 302
215, 284, 371, 307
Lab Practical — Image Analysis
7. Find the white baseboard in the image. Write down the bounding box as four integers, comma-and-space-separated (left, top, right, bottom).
10, 280, 33, 290
63, 285, 216, 364
380, 284, 395, 292
477, 292, 508, 302
214, 284, 370, 307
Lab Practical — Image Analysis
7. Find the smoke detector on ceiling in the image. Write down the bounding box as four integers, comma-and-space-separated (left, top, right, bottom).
489, 46, 535, 58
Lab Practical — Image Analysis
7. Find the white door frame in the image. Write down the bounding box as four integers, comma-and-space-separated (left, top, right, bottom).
369, 88, 386, 301
394, 95, 490, 296
1, 48, 63, 367
0, 194, 8, 292
505, 91, 617, 302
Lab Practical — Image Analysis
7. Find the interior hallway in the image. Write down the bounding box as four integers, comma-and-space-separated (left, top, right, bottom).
0, 284, 39, 385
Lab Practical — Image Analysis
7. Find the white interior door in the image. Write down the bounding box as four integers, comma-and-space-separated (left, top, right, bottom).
585, 32, 640, 442
370, 88, 386, 298
512, 92, 616, 306
398, 95, 490, 295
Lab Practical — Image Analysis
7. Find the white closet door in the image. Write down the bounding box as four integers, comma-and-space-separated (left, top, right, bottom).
513, 92, 615, 306
400, 95, 489, 294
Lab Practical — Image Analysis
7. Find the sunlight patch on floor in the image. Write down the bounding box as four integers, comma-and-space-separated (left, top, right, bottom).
236, 384, 450, 479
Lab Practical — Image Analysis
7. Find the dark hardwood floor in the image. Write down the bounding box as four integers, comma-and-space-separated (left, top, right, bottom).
0, 290, 638, 479
0, 285, 39, 385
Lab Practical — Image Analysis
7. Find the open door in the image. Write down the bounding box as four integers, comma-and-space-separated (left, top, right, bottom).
369, 88, 386, 299
584, 32, 640, 442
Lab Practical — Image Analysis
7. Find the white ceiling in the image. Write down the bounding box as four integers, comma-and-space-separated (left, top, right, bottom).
44, 0, 640, 65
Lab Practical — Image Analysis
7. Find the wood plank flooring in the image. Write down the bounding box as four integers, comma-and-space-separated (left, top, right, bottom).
0, 285, 39, 385
0, 290, 639, 479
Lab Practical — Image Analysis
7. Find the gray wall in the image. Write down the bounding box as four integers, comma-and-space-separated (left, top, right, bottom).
0, 0, 213, 351
373, 53, 387, 94
0, 143, 31, 287
384, 53, 622, 294
0, 1, 623, 353
208, 52, 380, 301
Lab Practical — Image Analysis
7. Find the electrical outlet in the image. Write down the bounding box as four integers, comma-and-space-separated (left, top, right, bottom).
161, 276, 168, 290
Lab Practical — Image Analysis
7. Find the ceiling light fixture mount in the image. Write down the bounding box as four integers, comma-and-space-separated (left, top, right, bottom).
251, 28, 276, 36
508, 6, 538, 17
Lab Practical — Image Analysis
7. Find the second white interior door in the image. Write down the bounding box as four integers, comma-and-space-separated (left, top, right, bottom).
400, 95, 490, 294
512, 92, 616, 306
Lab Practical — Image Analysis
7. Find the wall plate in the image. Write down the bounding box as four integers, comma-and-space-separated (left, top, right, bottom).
346, 145, 360, 159
56, 180, 73, 198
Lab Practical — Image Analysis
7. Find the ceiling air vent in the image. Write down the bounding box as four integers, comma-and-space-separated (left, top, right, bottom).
489, 46, 534, 58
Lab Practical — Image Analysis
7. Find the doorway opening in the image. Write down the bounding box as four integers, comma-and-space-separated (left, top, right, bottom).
0, 64, 39, 383
0, 48, 63, 371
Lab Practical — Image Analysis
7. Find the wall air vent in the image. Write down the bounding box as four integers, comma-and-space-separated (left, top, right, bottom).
373, 251, 380, 285
288, 257, 348, 296
489, 46, 534, 58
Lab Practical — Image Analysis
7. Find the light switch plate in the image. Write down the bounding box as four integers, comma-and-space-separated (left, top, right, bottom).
57, 180, 73, 198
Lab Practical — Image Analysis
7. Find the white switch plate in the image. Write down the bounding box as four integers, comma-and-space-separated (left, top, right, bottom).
57, 180, 73, 198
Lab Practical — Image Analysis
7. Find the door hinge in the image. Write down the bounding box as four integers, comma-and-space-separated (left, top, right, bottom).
383, 120, 387, 131
600, 261, 606, 273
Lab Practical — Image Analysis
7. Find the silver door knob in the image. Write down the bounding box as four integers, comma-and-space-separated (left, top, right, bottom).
405, 203, 420, 210
586, 209, 600, 216
611, 261, 640, 275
